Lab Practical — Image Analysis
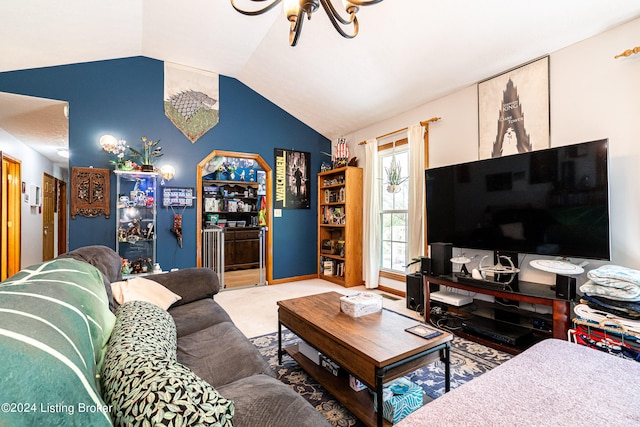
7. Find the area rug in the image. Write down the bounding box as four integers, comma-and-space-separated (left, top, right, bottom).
250, 329, 512, 427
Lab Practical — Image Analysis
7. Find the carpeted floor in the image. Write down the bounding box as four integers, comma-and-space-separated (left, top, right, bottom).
250, 329, 512, 427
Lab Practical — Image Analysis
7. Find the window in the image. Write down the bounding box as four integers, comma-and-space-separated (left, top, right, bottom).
379, 142, 409, 273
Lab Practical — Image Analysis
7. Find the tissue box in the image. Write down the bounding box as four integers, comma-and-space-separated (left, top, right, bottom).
373, 377, 424, 424
340, 292, 383, 317
349, 375, 368, 392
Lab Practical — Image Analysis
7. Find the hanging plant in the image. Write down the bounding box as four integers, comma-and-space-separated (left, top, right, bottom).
384, 157, 408, 193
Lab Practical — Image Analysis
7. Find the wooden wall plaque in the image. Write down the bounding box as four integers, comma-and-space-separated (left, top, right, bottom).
70, 167, 110, 219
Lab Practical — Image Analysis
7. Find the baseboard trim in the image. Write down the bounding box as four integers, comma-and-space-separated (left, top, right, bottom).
378, 285, 405, 298
269, 274, 318, 285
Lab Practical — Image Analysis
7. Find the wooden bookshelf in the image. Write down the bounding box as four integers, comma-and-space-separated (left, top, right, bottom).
317, 167, 363, 287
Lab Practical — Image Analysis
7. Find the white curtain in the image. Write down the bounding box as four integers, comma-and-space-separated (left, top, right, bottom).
363, 138, 380, 289
407, 124, 425, 273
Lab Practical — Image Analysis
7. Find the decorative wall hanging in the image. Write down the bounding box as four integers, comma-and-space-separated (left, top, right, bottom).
478, 56, 549, 160
164, 62, 219, 143
70, 167, 110, 219
274, 148, 311, 209
162, 187, 194, 208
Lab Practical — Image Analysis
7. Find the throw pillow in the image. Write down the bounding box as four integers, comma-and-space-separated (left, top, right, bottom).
111, 276, 182, 309
102, 300, 234, 426
102, 357, 234, 427
108, 300, 177, 360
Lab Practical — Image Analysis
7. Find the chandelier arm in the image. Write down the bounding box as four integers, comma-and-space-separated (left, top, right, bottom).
347, 0, 383, 5
289, 9, 306, 46
319, 0, 358, 38
231, 0, 283, 16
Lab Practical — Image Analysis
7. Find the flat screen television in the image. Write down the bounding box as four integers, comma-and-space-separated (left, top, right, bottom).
425, 139, 610, 260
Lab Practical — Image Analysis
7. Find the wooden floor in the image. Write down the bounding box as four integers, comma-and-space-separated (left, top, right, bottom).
224, 268, 261, 288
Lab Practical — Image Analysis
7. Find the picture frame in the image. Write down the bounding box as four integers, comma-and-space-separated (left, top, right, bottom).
162, 187, 195, 208
478, 56, 550, 160
274, 148, 311, 209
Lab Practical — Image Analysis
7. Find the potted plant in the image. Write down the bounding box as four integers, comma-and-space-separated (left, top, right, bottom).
384, 157, 408, 193
129, 136, 163, 172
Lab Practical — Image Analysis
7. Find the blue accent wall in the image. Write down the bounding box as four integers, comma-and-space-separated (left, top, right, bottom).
0, 56, 330, 279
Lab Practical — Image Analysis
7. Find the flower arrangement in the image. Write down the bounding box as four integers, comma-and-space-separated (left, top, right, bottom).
215, 161, 238, 180
101, 136, 130, 168
224, 161, 237, 177
128, 136, 163, 167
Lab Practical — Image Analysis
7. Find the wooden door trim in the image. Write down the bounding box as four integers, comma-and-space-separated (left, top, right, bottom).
196, 150, 273, 285
42, 173, 55, 261
1, 153, 21, 279
57, 179, 67, 255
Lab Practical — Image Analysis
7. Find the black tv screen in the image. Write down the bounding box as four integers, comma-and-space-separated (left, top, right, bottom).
426, 139, 610, 260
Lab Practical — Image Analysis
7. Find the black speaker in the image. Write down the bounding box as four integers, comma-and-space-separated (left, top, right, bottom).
556, 275, 577, 300
406, 273, 424, 314
430, 243, 452, 276
420, 257, 432, 276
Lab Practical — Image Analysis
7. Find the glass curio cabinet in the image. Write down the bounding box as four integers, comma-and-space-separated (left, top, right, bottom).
115, 170, 157, 275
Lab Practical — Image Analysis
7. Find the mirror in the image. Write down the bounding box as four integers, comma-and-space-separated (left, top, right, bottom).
197, 150, 272, 289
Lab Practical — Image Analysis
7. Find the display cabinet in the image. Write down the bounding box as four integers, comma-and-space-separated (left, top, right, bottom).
318, 166, 363, 287
202, 179, 261, 229
115, 170, 157, 275
202, 179, 262, 271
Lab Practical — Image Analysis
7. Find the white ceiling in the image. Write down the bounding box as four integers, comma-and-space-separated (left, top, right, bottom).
2, 0, 640, 161
0, 92, 69, 167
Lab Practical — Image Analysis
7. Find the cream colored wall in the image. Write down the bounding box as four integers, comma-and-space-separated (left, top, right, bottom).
0, 129, 54, 268
346, 17, 640, 289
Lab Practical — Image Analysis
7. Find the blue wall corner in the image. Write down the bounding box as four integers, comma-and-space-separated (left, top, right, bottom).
0, 56, 331, 279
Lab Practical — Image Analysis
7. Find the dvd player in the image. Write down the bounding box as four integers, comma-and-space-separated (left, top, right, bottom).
430, 291, 473, 307
461, 316, 533, 346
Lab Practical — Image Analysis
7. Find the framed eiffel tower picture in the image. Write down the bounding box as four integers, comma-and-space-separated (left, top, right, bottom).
478, 56, 550, 160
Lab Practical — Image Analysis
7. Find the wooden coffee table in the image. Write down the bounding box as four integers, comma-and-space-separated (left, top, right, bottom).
277, 292, 452, 427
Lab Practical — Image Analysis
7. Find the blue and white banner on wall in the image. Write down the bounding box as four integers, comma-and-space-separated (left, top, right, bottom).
274, 148, 311, 209
164, 62, 219, 143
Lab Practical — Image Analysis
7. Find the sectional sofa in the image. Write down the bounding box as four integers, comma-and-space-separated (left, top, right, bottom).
0, 245, 329, 426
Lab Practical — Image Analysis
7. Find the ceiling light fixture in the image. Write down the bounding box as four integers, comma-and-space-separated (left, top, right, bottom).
231, 0, 383, 46
57, 148, 70, 158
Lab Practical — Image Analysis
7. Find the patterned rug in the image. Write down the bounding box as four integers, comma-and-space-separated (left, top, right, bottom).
250, 329, 512, 427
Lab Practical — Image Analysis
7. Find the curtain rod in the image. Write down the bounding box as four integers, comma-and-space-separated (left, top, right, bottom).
358, 117, 441, 145
615, 45, 640, 58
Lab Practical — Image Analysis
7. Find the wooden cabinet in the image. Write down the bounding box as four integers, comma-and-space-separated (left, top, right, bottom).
318, 166, 363, 287
224, 227, 261, 270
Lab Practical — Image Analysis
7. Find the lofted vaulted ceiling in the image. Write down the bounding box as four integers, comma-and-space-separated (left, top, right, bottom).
1, 0, 640, 158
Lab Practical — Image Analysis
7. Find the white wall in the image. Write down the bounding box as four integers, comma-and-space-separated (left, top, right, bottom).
0, 129, 59, 268
346, 17, 640, 288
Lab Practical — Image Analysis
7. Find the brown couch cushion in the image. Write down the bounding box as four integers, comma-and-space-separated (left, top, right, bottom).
177, 322, 274, 387
169, 298, 232, 337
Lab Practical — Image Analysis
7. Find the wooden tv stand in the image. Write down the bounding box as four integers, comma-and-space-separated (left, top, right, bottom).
423, 274, 571, 354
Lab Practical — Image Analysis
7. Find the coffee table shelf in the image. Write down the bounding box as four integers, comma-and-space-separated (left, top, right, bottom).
278, 292, 452, 427
284, 343, 392, 427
